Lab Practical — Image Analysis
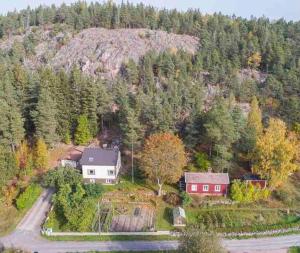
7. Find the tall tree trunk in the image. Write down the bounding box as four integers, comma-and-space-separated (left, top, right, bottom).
157, 178, 163, 196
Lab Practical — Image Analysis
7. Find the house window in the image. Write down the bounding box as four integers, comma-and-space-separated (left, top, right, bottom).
107, 170, 114, 176
88, 169, 95, 175
106, 179, 113, 184
90, 178, 95, 183
203, 185, 209, 192
89, 157, 94, 162
215, 185, 221, 192
191, 184, 197, 192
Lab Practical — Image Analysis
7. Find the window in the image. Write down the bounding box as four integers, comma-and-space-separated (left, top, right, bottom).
106, 179, 113, 184
89, 178, 95, 183
215, 185, 221, 192
88, 157, 94, 162
191, 184, 197, 192
107, 170, 114, 176
88, 169, 95, 175
203, 185, 209, 192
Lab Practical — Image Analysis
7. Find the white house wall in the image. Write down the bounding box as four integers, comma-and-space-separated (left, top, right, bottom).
82, 165, 117, 180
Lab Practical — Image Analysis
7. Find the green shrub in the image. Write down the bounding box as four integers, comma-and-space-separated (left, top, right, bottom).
42, 166, 82, 189
230, 180, 270, 203
16, 184, 42, 210
83, 183, 104, 198
180, 192, 192, 207
194, 152, 211, 171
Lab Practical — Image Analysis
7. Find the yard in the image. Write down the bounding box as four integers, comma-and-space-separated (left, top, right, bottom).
44, 169, 300, 235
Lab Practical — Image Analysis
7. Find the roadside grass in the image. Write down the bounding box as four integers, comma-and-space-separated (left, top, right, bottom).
87, 251, 177, 253
226, 230, 300, 239
186, 207, 300, 233
0, 187, 42, 236
0, 203, 20, 236
289, 247, 300, 253
44, 234, 176, 241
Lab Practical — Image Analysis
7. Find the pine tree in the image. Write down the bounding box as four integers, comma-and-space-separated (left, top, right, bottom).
81, 79, 98, 137
239, 96, 263, 160
32, 86, 58, 145
0, 74, 24, 151
74, 115, 92, 145
203, 98, 237, 171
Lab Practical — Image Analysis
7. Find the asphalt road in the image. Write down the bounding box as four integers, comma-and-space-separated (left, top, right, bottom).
0, 188, 299, 253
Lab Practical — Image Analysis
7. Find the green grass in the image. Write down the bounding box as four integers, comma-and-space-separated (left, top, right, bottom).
289, 247, 300, 253
89, 251, 177, 253
155, 201, 174, 230
186, 207, 300, 233
226, 229, 300, 239
44, 234, 176, 241
0, 186, 43, 236
86, 251, 177, 253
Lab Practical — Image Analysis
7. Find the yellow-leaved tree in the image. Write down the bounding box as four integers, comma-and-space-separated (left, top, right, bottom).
252, 118, 299, 189
248, 52, 262, 69
140, 132, 187, 196
15, 140, 33, 176
34, 138, 49, 171
248, 96, 263, 136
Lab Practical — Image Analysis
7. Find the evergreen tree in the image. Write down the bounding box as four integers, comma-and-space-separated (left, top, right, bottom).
0, 146, 18, 191
74, 115, 92, 145
0, 74, 24, 151
203, 98, 237, 171
32, 87, 58, 145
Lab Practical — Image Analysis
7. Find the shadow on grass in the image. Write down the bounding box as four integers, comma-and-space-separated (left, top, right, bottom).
163, 207, 173, 225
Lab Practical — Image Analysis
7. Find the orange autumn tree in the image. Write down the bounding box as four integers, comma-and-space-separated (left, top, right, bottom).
140, 132, 186, 196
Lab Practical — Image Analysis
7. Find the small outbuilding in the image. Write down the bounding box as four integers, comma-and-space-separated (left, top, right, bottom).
173, 207, 186, 227
242, 174, 267, 189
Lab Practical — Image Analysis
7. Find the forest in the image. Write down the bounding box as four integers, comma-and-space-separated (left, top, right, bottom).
0, 1, 299, 203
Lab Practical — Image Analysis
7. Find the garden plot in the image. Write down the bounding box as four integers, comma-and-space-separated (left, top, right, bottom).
110, 205, 155, 232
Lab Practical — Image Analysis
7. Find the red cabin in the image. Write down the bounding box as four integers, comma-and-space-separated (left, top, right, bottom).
185, 172, 230, 197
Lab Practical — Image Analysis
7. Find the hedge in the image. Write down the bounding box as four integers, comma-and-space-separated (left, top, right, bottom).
16, 184, 42, 210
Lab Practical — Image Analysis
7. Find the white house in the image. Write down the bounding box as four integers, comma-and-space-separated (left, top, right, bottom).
80, 148, 121, 184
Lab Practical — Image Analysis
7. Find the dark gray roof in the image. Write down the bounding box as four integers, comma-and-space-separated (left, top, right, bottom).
80, 148, 119, 166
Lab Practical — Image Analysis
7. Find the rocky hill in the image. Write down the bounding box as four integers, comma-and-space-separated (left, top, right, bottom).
0, 27, 199, 78
51, 28, 199, 78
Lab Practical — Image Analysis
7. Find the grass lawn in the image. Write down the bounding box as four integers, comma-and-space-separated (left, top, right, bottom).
44, 234, 176, 241
289, 247, 300, 253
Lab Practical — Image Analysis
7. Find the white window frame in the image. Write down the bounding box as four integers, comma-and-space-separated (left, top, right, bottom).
203, 185, 209, 192
215, 185, 221, 192
88, 169, 95, 175
107, 170, 114, 176
89, 178, 95, 183
191, 184, 197, 192
106, 179, 113, 184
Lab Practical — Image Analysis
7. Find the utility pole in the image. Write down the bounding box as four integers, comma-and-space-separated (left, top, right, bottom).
98, 201, 101, 234
131, 135, 134, 183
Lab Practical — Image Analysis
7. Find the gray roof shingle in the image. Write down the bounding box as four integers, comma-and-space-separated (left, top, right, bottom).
80, 148, 119, 166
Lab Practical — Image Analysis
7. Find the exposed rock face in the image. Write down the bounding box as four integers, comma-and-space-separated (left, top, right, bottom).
50, 28, 199, 78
